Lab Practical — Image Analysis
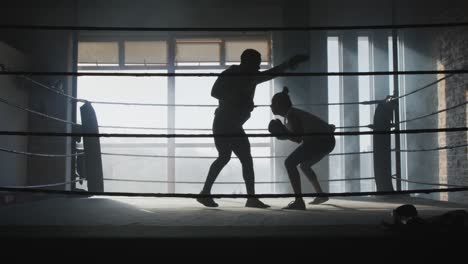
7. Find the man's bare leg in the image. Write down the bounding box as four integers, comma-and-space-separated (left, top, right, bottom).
234, 137, 270, 208
198, 151, 231, 207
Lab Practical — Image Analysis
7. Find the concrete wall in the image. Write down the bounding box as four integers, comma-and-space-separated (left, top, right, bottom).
1, 1, 76, 189
25, 32, 75, 189
436, 25, 468, 203
0, 42, 29, 186
398, 4, 468, 203
76, 0, 283, 28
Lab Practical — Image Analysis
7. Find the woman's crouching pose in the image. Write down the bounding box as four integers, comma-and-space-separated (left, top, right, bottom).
269, 87, 336, 210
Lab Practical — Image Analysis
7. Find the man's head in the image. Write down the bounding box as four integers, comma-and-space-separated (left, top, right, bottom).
240, 49, 261, 71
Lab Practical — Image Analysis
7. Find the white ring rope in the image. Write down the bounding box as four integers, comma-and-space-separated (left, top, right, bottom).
3, 178, 85, 189
0, 146, 82, 157
391, 175, 468, 188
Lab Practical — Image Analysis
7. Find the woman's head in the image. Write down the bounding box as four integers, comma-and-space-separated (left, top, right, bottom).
271, 86, 292, 116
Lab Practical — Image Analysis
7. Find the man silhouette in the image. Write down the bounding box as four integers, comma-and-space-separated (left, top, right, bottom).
197, 49, 308, 208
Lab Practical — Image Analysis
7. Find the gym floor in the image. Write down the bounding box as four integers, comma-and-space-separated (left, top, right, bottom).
2, 194, 467, 258
1, 194, 467, 238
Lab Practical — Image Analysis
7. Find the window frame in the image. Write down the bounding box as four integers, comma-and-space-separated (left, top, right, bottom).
75, 33, 273, 193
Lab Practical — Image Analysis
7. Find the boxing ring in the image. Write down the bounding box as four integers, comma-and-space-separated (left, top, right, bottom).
0, 21, 468, 241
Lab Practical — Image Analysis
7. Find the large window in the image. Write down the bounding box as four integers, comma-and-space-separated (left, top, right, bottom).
327, 35, 390, 193
76, 70, 168, 193
76, 36, 273, 194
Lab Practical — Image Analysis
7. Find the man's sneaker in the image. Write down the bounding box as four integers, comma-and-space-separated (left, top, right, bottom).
282, 200, 306, 210
197, 197, 218, 207
309, 197, 329, 205
245, 198, 270, 208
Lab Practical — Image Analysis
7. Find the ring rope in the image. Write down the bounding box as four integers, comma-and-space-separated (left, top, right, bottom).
393, 74, 455, 101
13, 69, 456, 109
0, 96, 79, 126
98, 142, 468, 159
1, 22, 467, 31
99, 125, 268, 131
1, 127, 466, 138
399, 101, 468, 124
0, 186, 466, 198
97, 143, 467, 160
103, 151, 375, 158
98, 124, 371, 131
391, 175, 468, 188
0, 146, 82, 158
3, 91, 461, 132
22, 75, 87, 103
15, 76, 382, 108
102, 177, 375, 185
99, 150, 374, 159
3, 178, 85, 189
0, 141, 462, 160
396, 143, 468, 153
2, 69, 468, 77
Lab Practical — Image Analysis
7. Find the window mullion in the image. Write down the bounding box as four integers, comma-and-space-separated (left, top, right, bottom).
118, 40, 125, 68
167, 36, 176, 194
220, 40, 226, 67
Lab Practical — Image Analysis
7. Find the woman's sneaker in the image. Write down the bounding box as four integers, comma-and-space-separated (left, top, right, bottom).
282, 199, 306, 210
309, 197, 329, 205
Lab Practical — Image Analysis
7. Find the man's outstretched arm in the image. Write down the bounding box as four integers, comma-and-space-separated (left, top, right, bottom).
255, 54, 309, 84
